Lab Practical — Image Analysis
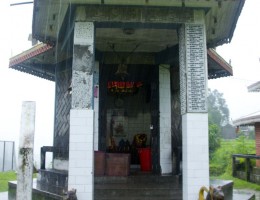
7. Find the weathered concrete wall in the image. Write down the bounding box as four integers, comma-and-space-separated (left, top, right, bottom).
53, 61, 72, 170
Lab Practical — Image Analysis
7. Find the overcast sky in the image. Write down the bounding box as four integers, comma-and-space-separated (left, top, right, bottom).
0, 0, 259, 165
0, 1, 54, 166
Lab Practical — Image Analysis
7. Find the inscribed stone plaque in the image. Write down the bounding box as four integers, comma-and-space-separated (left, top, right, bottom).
179, 24, 207, 114
179, 26, 187, 115
186, 24, 207, 112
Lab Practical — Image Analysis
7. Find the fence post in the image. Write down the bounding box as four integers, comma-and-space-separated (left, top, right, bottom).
2, 141, 5, 172
246, 157, 250, 181
12, 141, 15, 171
232, 156, 236, 177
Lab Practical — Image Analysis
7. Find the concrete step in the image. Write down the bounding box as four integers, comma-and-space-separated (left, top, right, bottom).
94, 187, 182, 200
94, 175, 182, 200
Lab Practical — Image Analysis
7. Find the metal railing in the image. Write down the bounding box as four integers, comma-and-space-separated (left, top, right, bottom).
232, 154, 260, 182
0, 141, 16, 172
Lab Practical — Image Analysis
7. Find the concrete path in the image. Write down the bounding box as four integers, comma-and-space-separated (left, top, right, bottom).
0, 192, 8, 200
234, 189, 260, 200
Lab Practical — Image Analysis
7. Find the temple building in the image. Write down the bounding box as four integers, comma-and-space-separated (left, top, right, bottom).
233, 81, 260, 184
9, 1, 244, 199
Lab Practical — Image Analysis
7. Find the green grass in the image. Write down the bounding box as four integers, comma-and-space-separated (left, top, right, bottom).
210, 137, 260, 191
0, 171, 17, 192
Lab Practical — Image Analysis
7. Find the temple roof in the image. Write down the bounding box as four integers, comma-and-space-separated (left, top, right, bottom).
9, 43, 233, 81
9, 0, 242, 80
32, 0, 244, 49
233, 111, 260, 126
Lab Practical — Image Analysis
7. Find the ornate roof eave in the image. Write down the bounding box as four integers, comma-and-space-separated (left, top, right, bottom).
9, 44, 233, 81
207, 48, 233, 80
9, 43, 55, 81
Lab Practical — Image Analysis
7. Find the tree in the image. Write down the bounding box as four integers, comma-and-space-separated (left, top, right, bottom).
208, 89, 230, 157
208, 89, 230, 127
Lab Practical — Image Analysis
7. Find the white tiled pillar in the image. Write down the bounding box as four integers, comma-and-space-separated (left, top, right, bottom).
69, 21, 95, 200
179, 10, 209, 200
182, 113, 209, 200
93, 62, 99, 151
159, 65, 172, 174
69, 110, 94, 199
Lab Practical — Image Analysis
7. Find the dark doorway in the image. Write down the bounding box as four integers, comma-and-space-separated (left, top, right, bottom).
99, 64, 160, 173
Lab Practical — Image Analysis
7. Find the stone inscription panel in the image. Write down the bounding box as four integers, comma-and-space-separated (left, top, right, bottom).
179, 25, 187, 115
186, 24, 207, 112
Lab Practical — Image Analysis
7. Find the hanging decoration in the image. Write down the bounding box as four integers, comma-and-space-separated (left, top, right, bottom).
107, 81, 143, 94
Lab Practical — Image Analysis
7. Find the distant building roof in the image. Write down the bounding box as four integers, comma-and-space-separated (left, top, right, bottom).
248, 81, 260, 92
233, 111, 260, 126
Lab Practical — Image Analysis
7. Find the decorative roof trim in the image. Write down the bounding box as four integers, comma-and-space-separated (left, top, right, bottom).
11, 64, 55, 81
9, 43, 55, 81
207, 48, 233, 75
9, 43, 53, 67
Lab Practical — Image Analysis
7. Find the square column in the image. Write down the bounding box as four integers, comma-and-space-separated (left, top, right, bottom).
69, 21, 95, 200
179, 12, 209, 200
159, 65, 172, 174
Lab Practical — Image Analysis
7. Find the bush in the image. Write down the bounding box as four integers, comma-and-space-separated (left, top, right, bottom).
210, 163, 223, 176
210, 136, 255, 176
209, 123, 221, 158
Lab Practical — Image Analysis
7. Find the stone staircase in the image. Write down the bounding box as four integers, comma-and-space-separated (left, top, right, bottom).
9, 173, 182, 200
8, 175, 257, 200
94, 175, 182, 200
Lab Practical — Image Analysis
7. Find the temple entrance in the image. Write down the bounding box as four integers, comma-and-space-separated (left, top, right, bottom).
99, 64, 160, 174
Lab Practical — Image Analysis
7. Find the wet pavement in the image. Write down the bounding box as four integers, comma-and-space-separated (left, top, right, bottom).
0, 192, 8, 200
234, 189, 260, 200
1, 189, 259, 200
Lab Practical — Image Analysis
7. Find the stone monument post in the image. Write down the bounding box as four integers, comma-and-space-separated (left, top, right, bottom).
17, 101, 36, 200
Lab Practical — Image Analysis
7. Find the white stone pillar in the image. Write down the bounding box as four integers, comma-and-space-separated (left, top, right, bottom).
68, 21, 95, 200
93, 62, 99, 151
17, 101, 36, 200
179, 11, 209, 200
159, 65, 172, 174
